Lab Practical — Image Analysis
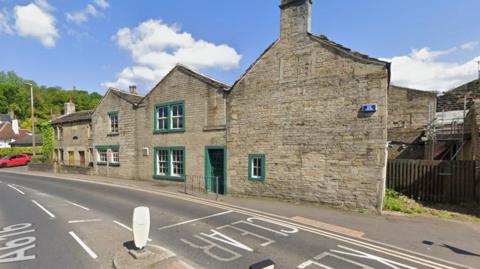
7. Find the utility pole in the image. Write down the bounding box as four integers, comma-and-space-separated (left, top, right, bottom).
477, 60, 480, 80
25, 82, 36, 156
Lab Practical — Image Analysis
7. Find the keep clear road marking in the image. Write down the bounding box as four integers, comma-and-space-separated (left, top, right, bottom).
66, 200, 90, 211
68, 219, 102, 224
69, 231, 98, 259
113, 220, 152, 242
158, 210, 233, 231
7, 184, 25, 195
31, 200, 55, 219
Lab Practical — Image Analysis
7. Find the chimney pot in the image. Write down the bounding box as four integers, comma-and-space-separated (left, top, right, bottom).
280, 0, 312, 39
129, 85, 137, 94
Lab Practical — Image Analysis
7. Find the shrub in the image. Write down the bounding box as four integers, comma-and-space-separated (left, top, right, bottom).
0, 147, 43, 157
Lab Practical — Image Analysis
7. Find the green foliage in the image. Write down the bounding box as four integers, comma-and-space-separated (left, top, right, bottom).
0, 71, 102, 125
30, 155, 48, 164
384, 189, 426, 214
0, 147, 43, 157
39, 123, 54, 161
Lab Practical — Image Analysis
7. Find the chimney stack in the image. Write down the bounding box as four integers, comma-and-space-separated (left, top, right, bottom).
129, 85, 137, 95
280, 0, 312, 39
64, 101, 76, 115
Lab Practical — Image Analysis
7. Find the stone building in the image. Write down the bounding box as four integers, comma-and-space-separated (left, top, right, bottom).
91, 87, 143, 179
225, 0, 390, 211
51, 102, 94, 166
135, 65, 229, 191
387, 85, 437, 159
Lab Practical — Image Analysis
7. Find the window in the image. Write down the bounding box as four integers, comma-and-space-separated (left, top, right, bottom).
109, 112, 119, 133
156, 149, 168, 175
154, 147, 185, 181
171, 149, 184, 176
154, 101, 185, 133
57, 127, 63, 140
171, 104, 184, 129
249, 154, 266, 181
111, 148, 120, 165
156, 106, 168, 130
97, 149, 108, 163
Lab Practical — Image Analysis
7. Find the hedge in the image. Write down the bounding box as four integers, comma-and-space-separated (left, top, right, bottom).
0, 147, 43, 157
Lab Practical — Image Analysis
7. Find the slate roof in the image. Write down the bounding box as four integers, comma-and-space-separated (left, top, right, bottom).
10, 134, 43, 146
0, 123, 16, 140
110, 89, 144, 105
51, 110, 93, 125
0, 114, 12, 123
437, 79, 480, 112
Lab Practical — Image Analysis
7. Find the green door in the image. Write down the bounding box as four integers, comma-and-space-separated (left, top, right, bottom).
205, 148, 225, 194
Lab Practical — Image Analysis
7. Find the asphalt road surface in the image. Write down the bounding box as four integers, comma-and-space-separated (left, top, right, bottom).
0, 172, 475, 269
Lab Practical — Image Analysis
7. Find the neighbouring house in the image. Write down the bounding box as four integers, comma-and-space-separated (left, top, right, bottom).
0, 114, 12, 124
387, 85, 437, 159
51, 101, 94, 167
91, 86, 143, 179
10, 134, 43, 147
136, 65, 229, 191
0, 119, 32, 148
427, 79, 480, 160
226, 0, 390, 211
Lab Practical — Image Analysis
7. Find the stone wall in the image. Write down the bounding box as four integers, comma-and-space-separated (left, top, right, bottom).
53, 121, 93, 165
388, 86, 436, 129
91, 90, 139, 179
135, 66, 226, 183
226, 33, 389, 210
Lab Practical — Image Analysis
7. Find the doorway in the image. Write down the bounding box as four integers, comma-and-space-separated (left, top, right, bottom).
79, 151, 85, 167
205, 146, 226, 194
68, 151, 74, 165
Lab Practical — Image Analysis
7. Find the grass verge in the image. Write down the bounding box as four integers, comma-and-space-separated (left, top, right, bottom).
383, 189, 480, 224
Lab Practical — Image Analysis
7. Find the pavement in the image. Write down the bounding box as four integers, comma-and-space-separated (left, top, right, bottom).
0, 166, 478, 269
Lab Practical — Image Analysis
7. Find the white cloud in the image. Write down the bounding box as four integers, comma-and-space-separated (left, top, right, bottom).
94, 0, 110, 9
14, 1, 59, 47
383, 42, 480, 92
66, 4, 102, 25
0, 8, 13, 34
104, 19, 242, 90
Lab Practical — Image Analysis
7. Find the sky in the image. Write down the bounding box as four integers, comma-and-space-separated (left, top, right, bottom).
0, 0, 479, 94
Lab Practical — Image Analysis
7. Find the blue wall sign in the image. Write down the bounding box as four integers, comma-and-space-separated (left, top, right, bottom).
362, 103, 377, 113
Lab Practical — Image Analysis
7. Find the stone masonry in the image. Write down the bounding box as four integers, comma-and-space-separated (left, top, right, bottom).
226, 0, 390, 211
91, 89, 142, 179
135, 65, 228, 186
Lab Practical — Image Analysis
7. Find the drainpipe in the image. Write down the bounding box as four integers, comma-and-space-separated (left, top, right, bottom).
378, 141, 389, 214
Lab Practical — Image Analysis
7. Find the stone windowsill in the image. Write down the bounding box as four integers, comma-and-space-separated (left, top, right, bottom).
203, 125, 226, 132
107, 133, 120, 137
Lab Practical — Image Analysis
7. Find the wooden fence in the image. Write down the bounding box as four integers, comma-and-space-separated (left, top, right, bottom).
386, 160, 480, 203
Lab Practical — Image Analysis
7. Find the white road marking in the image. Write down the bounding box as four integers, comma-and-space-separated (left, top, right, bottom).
31, 200, 55, 219
2, 172, 469, 269
7, 184, 25, 195
66, 201, 90, 211
68, 231, 98, 259
158, 210, 233, 231
68, 219, 102, 224
113, 220, 152, 242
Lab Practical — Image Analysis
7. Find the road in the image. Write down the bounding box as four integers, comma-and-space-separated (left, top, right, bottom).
0, 171, 475, 269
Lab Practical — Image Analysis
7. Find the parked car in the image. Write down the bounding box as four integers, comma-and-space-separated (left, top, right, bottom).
0, 154, 31, 168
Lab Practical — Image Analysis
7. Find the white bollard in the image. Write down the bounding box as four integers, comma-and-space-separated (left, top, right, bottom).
132, 207, 150, 250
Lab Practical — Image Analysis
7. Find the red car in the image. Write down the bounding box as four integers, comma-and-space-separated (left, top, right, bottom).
0, 154, 31, 168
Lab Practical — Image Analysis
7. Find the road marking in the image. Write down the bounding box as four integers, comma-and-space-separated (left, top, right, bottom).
291, 216, 365, 238
68, 219, 102, 224
31, 200, 55, 219
1, 172, 470, 269
7, 184, 25, 195
68, 231, 98, 259
113, 221, 152, 241
158, 210, 233, 231
66, 201, 90, 211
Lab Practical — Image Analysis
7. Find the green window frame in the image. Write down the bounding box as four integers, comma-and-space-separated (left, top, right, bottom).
95, 145, 120, 166
153, 100, 185, 134
248, 154, 266, 181
153, 146, 186, 181
108, 111, 119, 135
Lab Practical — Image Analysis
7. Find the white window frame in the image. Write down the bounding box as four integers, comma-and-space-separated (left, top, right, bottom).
97, 149, 108, 163
111, 149, 120, 164
170, 104, 184, 130
171, 149, 184, 176
157, 106, 168, 130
